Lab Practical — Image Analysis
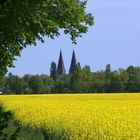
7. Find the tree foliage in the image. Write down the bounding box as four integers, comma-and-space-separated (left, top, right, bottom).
1, 65, 140, 94
70, 68, 93, 93
111, 69, 129, 92
126, 66, 140, 92
50, 62, 57, 81
5, 73, 29, 94
0, 104, 20, 140
28, 75, 53, 94
0, 0, 94, 76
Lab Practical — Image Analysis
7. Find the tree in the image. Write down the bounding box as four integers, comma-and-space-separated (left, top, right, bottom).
70, 68, 93, 93
52, 74, 71, 93
29, 74, 54, 93
83, 65, 90, 71
23, 74, 33, 83
105, 64, 111, 92
0, 0, 94, 76
40, 74, 54, 93
126, 66, 140, 92
23, 74, 34, 93
29, 75, 44, 94
50, 62, 57, 80
92, 71, 106, 93
77, 62, 81, 70
5, 73, 29, 94
0, 76, 6, 92
111, 69, 129, 92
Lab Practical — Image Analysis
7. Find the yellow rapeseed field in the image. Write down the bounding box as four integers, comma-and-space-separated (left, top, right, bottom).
0, 93, 140, 140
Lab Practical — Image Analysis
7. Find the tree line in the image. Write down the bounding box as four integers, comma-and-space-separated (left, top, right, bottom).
0, 65, 140, 94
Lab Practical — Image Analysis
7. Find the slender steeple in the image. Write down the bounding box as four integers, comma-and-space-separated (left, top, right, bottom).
69, 50, 77, 74
57, 50, 65, 74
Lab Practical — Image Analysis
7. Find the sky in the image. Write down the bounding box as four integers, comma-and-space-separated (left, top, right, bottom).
8, 0, 140, 76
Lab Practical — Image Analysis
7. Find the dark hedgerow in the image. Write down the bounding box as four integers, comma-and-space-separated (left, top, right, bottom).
0, 104, 21, 140
0, 104, 45, 140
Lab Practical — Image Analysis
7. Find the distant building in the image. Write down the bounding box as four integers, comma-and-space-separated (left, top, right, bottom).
57, 50, 66, 75
55, 50, 78, 75
69, 50, 78, 74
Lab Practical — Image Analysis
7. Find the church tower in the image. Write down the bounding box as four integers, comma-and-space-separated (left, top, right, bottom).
69, 50, 77, 74
57, 50, 66, 74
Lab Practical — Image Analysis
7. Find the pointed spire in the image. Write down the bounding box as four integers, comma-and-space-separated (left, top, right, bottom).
57, 50, 66, 75
69, 50, 77, 74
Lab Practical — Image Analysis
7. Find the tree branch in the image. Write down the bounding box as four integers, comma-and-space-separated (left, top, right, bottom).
0, 0, 8, 5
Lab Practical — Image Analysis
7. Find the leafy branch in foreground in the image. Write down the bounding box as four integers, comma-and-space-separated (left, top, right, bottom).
0, 0, 94, 76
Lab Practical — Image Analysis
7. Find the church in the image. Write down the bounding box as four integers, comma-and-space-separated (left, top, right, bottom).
56, 50, 78, 74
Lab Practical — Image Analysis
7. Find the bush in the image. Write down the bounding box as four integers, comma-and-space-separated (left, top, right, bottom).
0, 104, 21, 140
